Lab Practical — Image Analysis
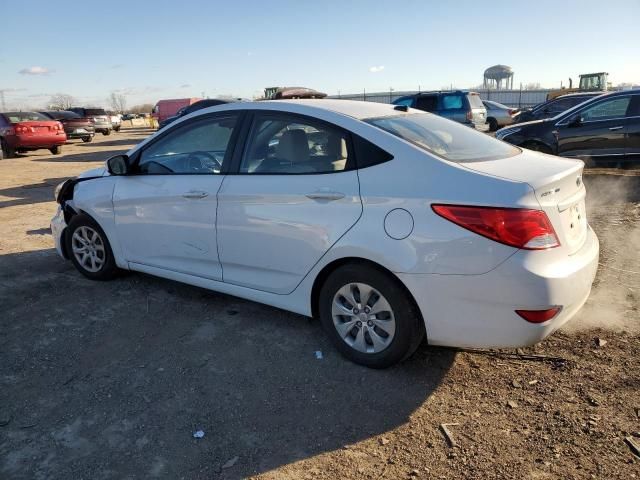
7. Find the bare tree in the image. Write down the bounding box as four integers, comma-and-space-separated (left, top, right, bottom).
128, 103, 153, 114
108, 92, 127, 113
48, 93, 77, 110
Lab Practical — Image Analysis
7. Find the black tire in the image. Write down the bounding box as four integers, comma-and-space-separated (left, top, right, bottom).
1, 138, 16, 159
82, 136, 93, 143
103, 129, 112, 136
488, 118, 499, 132
318, 264, 425, 368
50, 145, 62, 155
114, 126, 121, 132
521, 141, 552, 154
65, 214, 119, 281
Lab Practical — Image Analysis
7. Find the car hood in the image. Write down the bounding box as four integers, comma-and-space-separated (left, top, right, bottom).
78, 166, 108, 178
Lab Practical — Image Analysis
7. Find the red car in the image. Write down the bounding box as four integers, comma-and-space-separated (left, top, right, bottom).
0, 111, 67, 158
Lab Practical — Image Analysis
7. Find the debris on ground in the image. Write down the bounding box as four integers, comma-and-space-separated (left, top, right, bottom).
439, 423, 459, 448
596, 337, 608, 347
379, 437, 390, 446
193, 430, 205, 439
222, 456, 239, 469
507, 400, 519, 409
625, 437, 640, 459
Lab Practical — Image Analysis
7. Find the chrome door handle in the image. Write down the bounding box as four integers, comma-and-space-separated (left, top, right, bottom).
182, 190, 208, 199
305, 191, 345, 201
609, 126, 624, 131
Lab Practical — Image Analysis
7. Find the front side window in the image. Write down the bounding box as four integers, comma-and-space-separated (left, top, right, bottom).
580, 97, 631, 122
240, 114, 351, 174
366, 112, 519, 162
137, 115, 237, 174
393, 97, 414, 107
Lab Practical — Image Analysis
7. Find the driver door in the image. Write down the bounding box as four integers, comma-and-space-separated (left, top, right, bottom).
113, 113, 241, 280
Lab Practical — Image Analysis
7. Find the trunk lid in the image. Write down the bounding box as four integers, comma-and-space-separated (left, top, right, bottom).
13, 120, 62, 136
461, 150, 588, 254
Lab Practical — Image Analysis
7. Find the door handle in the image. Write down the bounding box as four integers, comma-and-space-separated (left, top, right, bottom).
609, 126, 624, 131
305, 191, 345, 201
182, 190, 209, 199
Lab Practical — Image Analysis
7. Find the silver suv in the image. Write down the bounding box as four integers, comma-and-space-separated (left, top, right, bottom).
393, 91, 488, 131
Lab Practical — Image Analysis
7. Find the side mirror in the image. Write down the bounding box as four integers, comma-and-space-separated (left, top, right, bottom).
568, 114, 583, 127
107, 154, 130, 175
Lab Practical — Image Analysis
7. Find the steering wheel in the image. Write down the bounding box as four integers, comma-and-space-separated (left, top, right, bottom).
185, 151, 222, 173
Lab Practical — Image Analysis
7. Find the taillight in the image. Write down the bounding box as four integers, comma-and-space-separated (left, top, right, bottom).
466, 111, 473, 121
431, 204, 560, 250
516, 307, 561, 323
15, 125, 32, 134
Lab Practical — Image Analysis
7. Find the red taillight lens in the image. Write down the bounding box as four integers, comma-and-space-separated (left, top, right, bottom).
516, 307, 561, 323
432, 204, 560, 250
466, 111, 473, 121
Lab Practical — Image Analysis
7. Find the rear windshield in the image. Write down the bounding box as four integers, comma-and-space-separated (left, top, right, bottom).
4, 111, 49, 122
365, 112, 519, 162
466, 93, 484, 109
44, 111, 80, 119
85, 108, 107, 116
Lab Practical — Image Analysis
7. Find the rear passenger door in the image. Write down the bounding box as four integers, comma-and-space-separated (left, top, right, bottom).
217, 112, 362, 294
438, 93, 466, 123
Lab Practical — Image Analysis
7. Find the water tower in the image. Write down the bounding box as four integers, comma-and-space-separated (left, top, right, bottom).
483, 65, 514, 89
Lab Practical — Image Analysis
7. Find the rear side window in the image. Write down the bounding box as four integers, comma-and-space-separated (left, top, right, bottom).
85, 109, 107, 116
352, 134, 393, 168
366, 112, 519, 162
416, 95, 438, 112
441, 95, 464, 110
466, 93, 484, 109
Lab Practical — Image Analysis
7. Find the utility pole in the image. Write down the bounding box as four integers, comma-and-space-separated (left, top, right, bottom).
0, 90, 6, 112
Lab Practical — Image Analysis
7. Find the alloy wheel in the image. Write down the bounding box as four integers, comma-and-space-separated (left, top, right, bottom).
71, 226, 106, 273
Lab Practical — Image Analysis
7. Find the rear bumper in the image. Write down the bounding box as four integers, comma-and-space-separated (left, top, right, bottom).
398, 225, 599, 348
473, 122, 490, 132
65, 127, 95, 139
8, 134, 66, 149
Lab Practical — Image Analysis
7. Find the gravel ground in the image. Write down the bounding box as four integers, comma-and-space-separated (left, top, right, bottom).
1, 128, 638, 479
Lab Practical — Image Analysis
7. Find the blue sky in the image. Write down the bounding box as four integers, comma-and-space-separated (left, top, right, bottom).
1, 0, 639, 109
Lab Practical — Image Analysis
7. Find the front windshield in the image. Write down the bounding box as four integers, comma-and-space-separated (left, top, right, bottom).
365, 112, 519, 162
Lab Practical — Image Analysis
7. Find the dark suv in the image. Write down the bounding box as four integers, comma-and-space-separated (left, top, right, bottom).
392, 91, 488, 131
496, 89, 640, 166
515, 92, 603, 124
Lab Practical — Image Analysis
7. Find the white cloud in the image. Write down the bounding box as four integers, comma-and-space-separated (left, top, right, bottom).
369, 65, 385, 73
19, 66, 52, 75
179, 84, 191, 88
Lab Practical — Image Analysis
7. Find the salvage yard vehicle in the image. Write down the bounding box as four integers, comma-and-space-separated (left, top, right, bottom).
40, 110, 95, 143
393, 91, 489, 132
68, 107, 112, 136
158, 99, 235, 129
482, 100, 519, 131
497, 89, 640, 166
0, 111, 66, 158
515, 92, 603, 124
52, 100, 599, 368
152, 98, 202, 124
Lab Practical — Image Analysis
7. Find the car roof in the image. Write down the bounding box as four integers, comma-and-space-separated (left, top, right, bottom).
245, 99, 404, 120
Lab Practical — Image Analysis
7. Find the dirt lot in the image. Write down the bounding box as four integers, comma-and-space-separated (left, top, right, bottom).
1, 128, 638, 479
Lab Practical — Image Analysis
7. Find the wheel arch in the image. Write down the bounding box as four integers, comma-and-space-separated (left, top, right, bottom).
310, 256, 426, 338
520, 139, 554, 154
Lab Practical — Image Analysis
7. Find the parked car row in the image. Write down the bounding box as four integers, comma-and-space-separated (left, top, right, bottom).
0, 111, 67, 158
497, 89, 640, 166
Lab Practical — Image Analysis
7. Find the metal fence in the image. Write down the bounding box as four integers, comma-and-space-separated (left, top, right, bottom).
328, 88, 553, 109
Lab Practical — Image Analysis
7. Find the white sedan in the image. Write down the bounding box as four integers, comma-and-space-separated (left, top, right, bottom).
51, 100, 599, 368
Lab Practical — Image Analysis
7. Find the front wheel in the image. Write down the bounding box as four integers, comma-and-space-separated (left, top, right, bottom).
82, 136, 93, 143
50, 145, 62, 155
318, 264, 425, 368
521, 141, 552, 154
103, 130, 112, 136
65, 214, 119, 281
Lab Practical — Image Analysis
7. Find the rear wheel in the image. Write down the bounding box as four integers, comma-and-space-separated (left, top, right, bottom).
318, 264, 424, 368
50, 145, 62, 155
65, 214, 119, 281
521, 141, 552, 154
1, 138, 16, 159
82, 136, 93, 143
488, 118, 499, 132
103, 129, 111, 136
